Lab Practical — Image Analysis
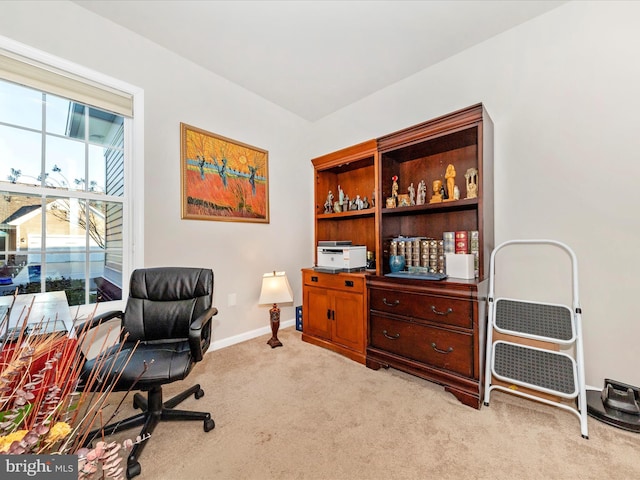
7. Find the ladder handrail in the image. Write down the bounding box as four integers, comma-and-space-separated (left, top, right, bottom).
488, 239, 580, 312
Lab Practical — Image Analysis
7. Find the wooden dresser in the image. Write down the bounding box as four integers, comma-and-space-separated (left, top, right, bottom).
366, 275, 487, 408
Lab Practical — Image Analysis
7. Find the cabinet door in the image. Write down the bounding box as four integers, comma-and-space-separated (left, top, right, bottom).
304, 287, 332, 340
332, 290, 364, 352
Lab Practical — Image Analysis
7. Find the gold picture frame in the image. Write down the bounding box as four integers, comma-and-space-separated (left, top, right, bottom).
180, 123, 269, 223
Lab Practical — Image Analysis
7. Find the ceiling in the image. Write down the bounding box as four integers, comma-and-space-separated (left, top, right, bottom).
73, 0, 567, 122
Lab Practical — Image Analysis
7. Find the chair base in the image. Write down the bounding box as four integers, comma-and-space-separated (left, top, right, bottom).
85, 384, 214, 479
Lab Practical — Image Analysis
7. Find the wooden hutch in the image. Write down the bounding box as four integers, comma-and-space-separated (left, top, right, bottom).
302, 104, 494, 408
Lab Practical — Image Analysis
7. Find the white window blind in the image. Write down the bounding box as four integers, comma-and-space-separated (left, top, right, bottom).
0, 48, 133, 117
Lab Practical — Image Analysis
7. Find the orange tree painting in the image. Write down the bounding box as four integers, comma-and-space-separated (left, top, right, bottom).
180, 123, 269, 223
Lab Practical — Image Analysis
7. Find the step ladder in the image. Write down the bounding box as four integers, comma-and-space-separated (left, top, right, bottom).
483, 239, 588, 438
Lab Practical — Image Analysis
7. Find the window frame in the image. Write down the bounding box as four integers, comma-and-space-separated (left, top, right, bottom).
0, 35, 144, 317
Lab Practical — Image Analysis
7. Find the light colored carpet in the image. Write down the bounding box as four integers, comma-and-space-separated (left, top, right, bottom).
111, 327, 640, 479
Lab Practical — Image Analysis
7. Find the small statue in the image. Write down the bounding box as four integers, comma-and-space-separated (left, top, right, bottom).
324, 190, 334, 213
408, 183, 416, 206
362, 196, 370, 209
453, 185, 460, 200
338, 184, 344, 207
465, 167, 478, 199
429, 180, 443, 204
444, 164, 456, 202
355, 194, 364, 210
440, 183, 448, 200
392, 175, 399, 199
417, 180, 426, 205
333, 201, 341, 213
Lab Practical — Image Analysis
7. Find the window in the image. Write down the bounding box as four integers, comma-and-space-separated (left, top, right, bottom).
0, 40, 142, 308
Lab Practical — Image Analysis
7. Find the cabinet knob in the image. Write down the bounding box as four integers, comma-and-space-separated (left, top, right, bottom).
431, 342, 454, 354
311, 276, 318, 282
382, 298, 400, 307
431, 305, 453, 316
344, 280, 354, 287
382, 330, 400, 340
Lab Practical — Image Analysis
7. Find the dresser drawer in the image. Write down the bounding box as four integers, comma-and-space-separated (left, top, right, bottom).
303, 270, 365, 292
369, 287, 473, 329
369, 314, 473, 377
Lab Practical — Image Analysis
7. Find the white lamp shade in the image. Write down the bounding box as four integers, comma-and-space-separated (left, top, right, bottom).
259, 271, 293, 305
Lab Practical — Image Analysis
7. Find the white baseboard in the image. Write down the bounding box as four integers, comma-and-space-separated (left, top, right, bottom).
208, 317, 296, 352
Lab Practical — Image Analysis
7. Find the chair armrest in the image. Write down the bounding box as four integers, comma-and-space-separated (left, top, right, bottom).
74, 310, 123, 337
189, 307, 218, 361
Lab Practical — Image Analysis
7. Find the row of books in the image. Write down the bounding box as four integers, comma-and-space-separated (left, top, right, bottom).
389, 231, 479, 276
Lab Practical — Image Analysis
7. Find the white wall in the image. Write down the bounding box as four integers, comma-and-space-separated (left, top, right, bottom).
0, 1, 314, 345
309, 0, 640, 388
1, 1, 639, 388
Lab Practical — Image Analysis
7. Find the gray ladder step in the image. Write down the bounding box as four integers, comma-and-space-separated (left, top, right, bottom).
492, 341, 578, 398
494, 298, 574, 343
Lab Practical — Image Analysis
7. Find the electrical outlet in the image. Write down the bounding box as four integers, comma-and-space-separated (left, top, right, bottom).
227, 293, 237, 307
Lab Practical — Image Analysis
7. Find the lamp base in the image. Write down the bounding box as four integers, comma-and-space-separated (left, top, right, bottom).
267, 303, 283, 348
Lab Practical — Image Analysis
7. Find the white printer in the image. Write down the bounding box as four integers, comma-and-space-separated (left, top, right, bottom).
316, 242, 366, 273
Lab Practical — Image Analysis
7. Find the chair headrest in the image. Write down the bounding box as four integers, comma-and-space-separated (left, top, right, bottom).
129, 267, 213, 301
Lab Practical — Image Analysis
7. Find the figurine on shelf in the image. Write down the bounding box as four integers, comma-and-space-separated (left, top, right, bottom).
392, 175, 399, 200
444, 164, 456, 202
397, 194, 410, 207
417, 180, 426, 205
465, 167, 478, 199
355, 195, 364, 210
362, 196, 370, 209
344, 194, 350, 209
408, 183, 416, 206
440, 182, 448, 200
429, 180, 443, 203
333, 201, 341, 213
338, 184, 344, 207
453, 185, 460, 200
324, 190, 334, 213
371, 189, 376, 207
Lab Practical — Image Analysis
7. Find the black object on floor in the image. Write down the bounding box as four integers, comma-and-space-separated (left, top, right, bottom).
586, 378, 640, 433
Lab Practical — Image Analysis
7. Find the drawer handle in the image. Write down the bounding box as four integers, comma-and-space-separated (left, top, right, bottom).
382, 330, 400, 340
311, 276, 318, 282
431, 305, 453, 316
431, 342, 454, 354
345, 280, 354, 287
382, 298, 400, 307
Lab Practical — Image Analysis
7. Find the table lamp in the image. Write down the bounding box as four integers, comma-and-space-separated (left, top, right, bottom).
259, 271, 293, 348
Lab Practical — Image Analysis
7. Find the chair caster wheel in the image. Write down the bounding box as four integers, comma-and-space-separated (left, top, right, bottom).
126, 461, 141, 479
204, 418, 215, 432
195, 388, 205, 399
133, 393, 146, 410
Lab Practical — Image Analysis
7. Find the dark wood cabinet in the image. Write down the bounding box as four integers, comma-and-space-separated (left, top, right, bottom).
366, 275, 488, 408
368, 104, 493, 408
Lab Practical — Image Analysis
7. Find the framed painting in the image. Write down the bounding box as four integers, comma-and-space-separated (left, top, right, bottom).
180, 123, 269, 223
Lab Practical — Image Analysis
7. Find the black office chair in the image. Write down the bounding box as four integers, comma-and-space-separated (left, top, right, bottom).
79, 267, 218, 479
